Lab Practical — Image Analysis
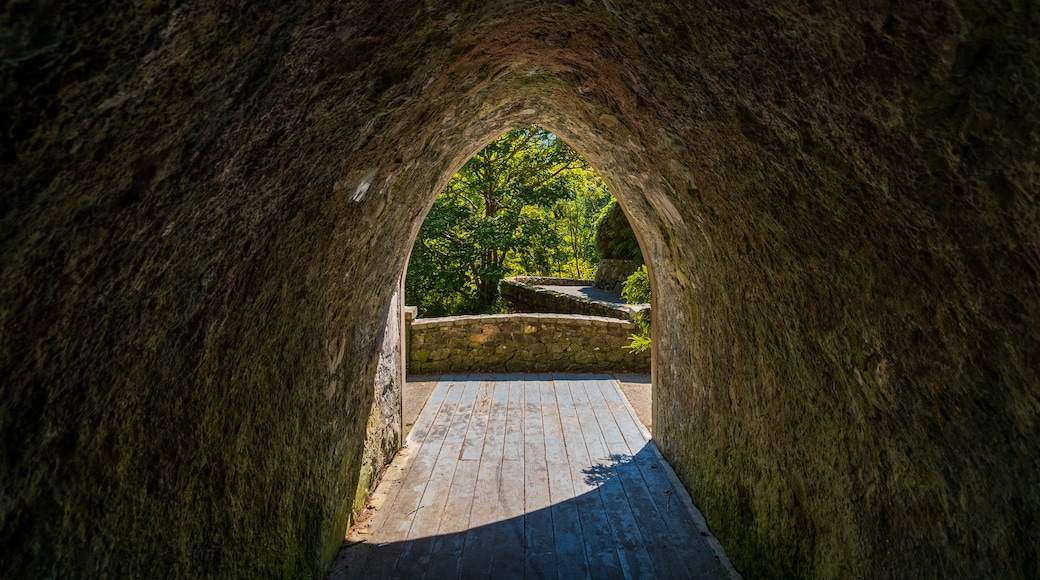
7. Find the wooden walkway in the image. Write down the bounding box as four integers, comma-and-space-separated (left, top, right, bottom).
328, 374, 734, 579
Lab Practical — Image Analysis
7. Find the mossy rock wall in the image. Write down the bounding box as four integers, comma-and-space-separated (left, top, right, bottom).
407, 313, 650, 374
500, 277, 646, 321
594, 259, 643, 294
1, 0, 1037, 577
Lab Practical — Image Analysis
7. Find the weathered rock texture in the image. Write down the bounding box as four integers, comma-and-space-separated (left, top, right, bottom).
500, 276, 647, 320
594, 258, 643, 294
407, 313, 650, 374
358, 287, 404, 514
1, 0, 1037, 577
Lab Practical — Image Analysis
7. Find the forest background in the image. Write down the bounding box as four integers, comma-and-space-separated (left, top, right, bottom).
405, 126, 638, 317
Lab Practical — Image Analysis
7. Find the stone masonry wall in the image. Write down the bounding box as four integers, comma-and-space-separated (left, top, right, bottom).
407, 313, 649, 374
3, 0, 1037, 577
500, 277, 648, 321
594, 259, 642, 294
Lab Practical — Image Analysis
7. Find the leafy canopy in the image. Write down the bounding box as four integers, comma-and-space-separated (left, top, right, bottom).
406, 126, 611, 317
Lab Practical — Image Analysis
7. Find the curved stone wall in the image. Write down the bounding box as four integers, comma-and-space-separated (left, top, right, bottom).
2, 1, 1037, 577
500, 277, 648, 321
407, 313, 649, 374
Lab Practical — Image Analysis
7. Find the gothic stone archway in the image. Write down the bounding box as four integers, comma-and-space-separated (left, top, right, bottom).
1, 1, 1037, 577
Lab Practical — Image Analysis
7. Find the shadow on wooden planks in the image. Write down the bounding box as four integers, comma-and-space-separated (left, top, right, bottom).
329, 443, 729, 580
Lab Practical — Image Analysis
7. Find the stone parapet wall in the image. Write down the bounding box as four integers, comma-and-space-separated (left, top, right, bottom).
406, 312, 649, 374
500, 277, 648, 321
505, 276, 590, 286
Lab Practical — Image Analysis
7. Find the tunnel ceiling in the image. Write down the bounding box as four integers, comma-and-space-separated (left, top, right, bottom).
1, 0, 1037, 577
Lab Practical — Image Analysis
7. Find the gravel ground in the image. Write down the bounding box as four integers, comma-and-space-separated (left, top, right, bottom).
612, 372, 652, 431
402, 375, 440, 438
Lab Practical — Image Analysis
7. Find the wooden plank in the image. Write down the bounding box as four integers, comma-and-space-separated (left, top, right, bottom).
392, 376, 488, 576
423, 458, 480, 580
579, 376, 627, 457
554, 374, 623, 578
524, 378, 548, 511
371, 377, 464, 537
459, 523, 496, 578
523, 376, 556, 578
350, 374, 454, 543
540, 378, 567, 466
598, 374, 650, 454
450, 377, 481, 456
594, 380, 732, 577
490, 458, 526, 578
484, 377, 510, 463
502, 375, 525, 460
459, 376, 511, 577
358, 377, 466, 574
459, 451, 500, 577
460, 376, 493, 460
583, 377, 694, 579
541, 376, 589, 580
405, 374, 453, 445
629, 443, 729, 579
574, 375, 657, 579
418, 380, 482, 513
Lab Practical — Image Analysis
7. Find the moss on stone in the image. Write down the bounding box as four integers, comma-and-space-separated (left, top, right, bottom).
2, 0, 1037, 577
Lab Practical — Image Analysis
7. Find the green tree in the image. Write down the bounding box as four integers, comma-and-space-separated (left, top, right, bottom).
406, 126, 609, 316
551, 176, 608, 278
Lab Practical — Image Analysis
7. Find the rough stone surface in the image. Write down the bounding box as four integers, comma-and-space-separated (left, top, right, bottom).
356, 288, 404, 515
594, 258, 643, 294
504, 276, 590, 286
1, 1, 1038, 578
501, 276, 648, 320
408, 313, 649, 374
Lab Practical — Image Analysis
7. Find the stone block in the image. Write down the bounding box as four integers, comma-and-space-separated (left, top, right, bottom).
422, 361, 450, 373
428, 348, 451, 361
573, 351, 595, 365
548, 343, 568, 354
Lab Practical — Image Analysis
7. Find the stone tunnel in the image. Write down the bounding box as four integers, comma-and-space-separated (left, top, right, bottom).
1, 1, 1037, 577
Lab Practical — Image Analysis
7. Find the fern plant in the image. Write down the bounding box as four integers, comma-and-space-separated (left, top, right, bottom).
621, 267, 652, 353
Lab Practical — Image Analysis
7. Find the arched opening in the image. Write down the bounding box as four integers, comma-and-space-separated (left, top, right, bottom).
329, 108, 727, 576
399, 125, 655, 430
337, 94, 688, 571
404, 125, 616, 317
6, 1, 1031, 576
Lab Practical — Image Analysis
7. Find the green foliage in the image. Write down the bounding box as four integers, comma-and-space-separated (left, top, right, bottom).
595, 199, 642, 260
621, 265, 651, 304
622, 267, 652, 353
406, 126, 611, 317
624, 309, 652, 354
624, 331, 652, 354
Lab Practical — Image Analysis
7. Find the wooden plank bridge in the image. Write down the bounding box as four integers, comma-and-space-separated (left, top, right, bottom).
328, 374, 735, 579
